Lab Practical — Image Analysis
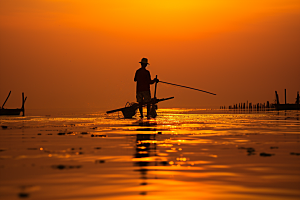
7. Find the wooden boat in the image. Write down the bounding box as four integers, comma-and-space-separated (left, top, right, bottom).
0, 91, 27, 116
0, 108, 24, 115
274, 90, 299, 110
106, 97, 174, 119
274, 104, 300, 110
107, 76, 175, 119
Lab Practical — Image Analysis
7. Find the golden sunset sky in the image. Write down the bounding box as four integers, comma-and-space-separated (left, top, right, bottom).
1, 0, 299, 110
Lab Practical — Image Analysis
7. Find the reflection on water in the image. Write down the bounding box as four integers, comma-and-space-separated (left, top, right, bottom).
134, 133, 157, 195
0, 109, 299, 199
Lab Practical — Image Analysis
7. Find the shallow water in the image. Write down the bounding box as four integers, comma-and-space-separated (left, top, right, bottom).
0, 109, 299, 200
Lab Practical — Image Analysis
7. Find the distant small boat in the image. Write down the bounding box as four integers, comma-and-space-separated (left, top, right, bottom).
274, 90, 299, 110
274, 104, 300, 110
0, 108, 24, 115
0, 91, 27, 116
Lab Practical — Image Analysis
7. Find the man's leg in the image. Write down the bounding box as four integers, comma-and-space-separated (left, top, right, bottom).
143, 91, 151, 119
139, 102, 143, 118
136, 92, 143, 118
146, 103, 150, 119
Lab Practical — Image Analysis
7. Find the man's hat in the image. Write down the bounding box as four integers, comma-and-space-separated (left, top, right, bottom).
139, 58, 150, 65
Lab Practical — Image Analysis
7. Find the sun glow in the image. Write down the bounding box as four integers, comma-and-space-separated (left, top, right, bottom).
1, 0, 300, 110
69, 0, 300, 39
1, 0, 299, 41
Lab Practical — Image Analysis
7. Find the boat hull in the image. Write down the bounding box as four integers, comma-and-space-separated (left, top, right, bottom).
0, 109, 23, 115
274, 104, 300, 110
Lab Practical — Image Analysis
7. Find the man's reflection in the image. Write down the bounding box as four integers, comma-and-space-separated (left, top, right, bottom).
134, 133, 157, 195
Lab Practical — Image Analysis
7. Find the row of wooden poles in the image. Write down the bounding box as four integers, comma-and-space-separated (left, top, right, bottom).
220, 101, 273, 110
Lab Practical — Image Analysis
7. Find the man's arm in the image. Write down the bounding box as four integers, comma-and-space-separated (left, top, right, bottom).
149, 73, 159, 84
134, 70, 138, 82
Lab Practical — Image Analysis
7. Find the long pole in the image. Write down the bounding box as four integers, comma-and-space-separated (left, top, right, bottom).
154, 75, 158, 99
2, 91, 11, 108
159, 81, 216, 95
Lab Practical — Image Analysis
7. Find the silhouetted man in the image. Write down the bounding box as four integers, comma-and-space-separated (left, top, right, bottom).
134, 58, 158, 119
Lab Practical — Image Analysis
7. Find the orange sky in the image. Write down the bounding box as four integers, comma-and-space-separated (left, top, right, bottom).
1, 0, 299, 110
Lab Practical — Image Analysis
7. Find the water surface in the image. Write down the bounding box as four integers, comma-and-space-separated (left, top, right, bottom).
0, 109, 299, 200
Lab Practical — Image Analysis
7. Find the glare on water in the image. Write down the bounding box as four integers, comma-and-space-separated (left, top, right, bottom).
0, 109, 299, 200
